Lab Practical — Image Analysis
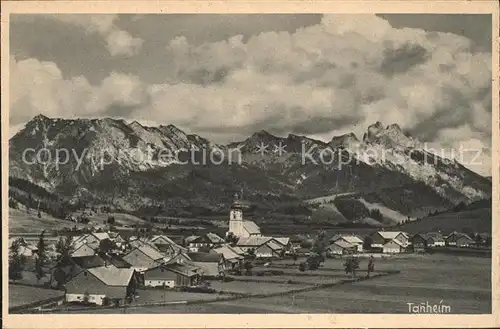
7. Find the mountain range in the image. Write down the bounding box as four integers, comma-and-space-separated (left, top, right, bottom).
8, 115, 492, 226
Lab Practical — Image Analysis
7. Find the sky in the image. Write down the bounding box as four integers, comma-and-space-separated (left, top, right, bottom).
9, 14, 493, 175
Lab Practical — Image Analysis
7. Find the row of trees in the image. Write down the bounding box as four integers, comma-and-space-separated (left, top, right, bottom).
9, 231, 49, 283
9, 230, 75, 287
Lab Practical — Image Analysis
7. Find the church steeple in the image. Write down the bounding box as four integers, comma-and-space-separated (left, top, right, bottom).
229, 190, 244, 236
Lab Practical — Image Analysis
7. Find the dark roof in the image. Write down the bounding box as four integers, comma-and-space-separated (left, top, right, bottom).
72, 255, 105, 269
100, 253, 131, 268
447, 232, 473, 240
146, 262, 200, 277
187, 252, 222, 263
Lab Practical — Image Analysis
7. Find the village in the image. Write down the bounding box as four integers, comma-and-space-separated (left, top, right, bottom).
8, 192, 492, 313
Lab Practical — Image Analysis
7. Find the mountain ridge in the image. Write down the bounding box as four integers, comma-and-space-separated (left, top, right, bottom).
8, 115, 491, 224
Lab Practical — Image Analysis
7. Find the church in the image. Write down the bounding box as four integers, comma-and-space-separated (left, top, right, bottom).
226, 192, 291, 258
227, 193, 262, 238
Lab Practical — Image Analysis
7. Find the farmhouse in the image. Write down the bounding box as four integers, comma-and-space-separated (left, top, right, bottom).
327, 240, 357, 256
108, 232, 124, 245
148, 235, 186, 255
19, 243, 38, 258
254, 240, 283, 259
72, 233, 111, 250
71, 243, 97, 258
445, 232, 474, 247
236, 236, 282, 256
274, 237, 291, 251
330, 235, 364, 252
122, 245, 166, 272
213, 245, 244, 269
371, 231, 409, 249
382, 239, 407, 253
167, 251, 193, 265
143, 262, 201, 288
411, 233, 445, 252
64, 265, 136, 306
185, 232, 225, 252
187, 252, 225, 278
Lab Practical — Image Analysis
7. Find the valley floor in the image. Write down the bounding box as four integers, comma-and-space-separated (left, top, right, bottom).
25, 253, 491, 314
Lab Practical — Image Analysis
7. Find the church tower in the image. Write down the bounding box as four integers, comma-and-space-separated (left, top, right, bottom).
228, 192, 244, 237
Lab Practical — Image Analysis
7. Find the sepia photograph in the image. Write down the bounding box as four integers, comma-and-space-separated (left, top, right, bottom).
2, 1, 498, 328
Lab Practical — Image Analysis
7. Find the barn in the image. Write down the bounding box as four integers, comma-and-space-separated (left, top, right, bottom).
64, 265, 136, 306
143, 263, 201, 288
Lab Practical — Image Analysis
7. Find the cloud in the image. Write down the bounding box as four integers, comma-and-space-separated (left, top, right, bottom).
9, 14, 492, 174
9, 58, 146, 125
48, 14, 143, 56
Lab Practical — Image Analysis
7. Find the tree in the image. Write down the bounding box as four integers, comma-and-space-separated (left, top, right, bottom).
55, 235, 73, 264
243, 260, 253, 275
225, 232, 239, 245
107, 216, 115, 225
35, 230, 47, 283
367, 256, 375, 277
298, 262, 307, 272
247, 248, 256, 260
343, 257, 360, 278
9, 239, 25, 282
9, 198, 18, 209
363, 236, 373, 250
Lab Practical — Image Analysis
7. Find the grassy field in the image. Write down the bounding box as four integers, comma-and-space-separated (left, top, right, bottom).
60, 253, 490, 314
227, 254, 491, 314
9, 285, 64, 309
8, 208, 88, 234
209, 280, 312, 294
399, 208, 491, 234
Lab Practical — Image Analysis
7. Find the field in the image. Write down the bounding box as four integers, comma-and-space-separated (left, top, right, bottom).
8, 208, 88, 234
399, 208, 491, 234
55, 253, 491, 314
9, 285, 64, 310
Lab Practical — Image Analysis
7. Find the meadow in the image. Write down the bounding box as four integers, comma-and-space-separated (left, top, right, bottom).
54, 253, 491, 314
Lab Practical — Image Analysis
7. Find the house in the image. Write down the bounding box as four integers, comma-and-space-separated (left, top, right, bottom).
255, 240, 283, 259
108, 232, 125, 245
445, 232, 474, 247
237, 236, 271, 252
144, 262, 201, 288
72, 255, 106, 269
19, 243, 38, 258
167, 251, 193, 265
185, 233, 225, 252
274, 237, 291, 251
474, 233, 492, 246
371, 231, 409, 249
411, 233, 445, 252
74, 233, 111, 250
382, 239, 407, 253
213, 245, 245, 269
187, 252, 225, 278
122, 245, 166, 272
148, 235, 186, 255
64, 265, 136, 306
71, 243, 97, 258
330, 235, 364, 252
51, 261, 85, 289
237, 236, 287, 258
327, 240, 357, 256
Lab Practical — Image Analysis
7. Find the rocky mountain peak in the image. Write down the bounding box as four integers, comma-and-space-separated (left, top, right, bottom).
329, 132, 360, 149
362, 122, 417, 148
